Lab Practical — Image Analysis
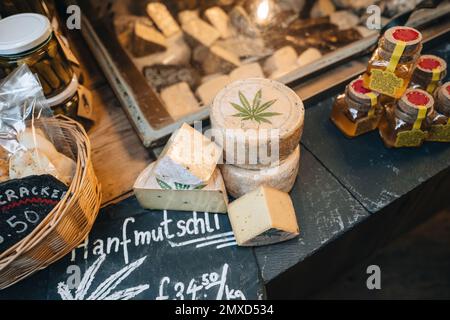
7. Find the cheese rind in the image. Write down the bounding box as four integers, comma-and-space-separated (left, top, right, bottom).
160, 82, 200, 120
220, 146, 300, 198
134, 162, 228, 213
228, 186, 300, 246
153, 123, 222, 189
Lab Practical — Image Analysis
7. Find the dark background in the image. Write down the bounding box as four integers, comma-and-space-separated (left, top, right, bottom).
314, 209, 450, 299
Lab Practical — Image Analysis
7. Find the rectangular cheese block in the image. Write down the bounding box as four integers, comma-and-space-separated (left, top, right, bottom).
153, 123, 222, 189
205, 7, 234, 39
134, 162, 228, 213
229, 63, 264, 83
132, 21, 167, 57
263, 46, 298, 78
160, 82, 200, 120
178, 10, 199, 25
228, 186, 300, 246
146, 2, 181, 37
196, 75, 231, 106
182, 19, 221, 47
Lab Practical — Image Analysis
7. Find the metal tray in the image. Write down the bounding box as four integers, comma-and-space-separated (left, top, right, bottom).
79, 0, 450, 147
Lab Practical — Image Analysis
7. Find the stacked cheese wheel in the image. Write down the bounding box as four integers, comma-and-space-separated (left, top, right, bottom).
211, 78, 305, 198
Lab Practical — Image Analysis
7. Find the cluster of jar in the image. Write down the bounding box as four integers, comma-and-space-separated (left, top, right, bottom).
331, 26, 450, 148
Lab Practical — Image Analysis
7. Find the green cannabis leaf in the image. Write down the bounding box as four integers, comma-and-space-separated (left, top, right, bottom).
157, 178, 206, 190
231, 89, 281, 124
157, 178, 172, 190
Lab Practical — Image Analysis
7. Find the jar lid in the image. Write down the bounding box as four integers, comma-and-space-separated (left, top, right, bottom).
398, 88, 434, 118
382, 26, 422, 55
0, 13, 52, 55
413, 55, 447, 81
45, 74, 79, 107
346, 78, 379, 107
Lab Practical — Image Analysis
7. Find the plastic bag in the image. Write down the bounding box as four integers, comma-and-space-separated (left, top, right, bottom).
0, 65, 76, 185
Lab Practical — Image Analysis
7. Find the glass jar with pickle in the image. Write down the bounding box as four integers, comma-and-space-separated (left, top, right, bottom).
0, 13, 74, 99
363, 26, 422, 100
410, 55, 447, 95
331, 77, 383, 138
379, 88, 434, 148
427, 82, 450, 142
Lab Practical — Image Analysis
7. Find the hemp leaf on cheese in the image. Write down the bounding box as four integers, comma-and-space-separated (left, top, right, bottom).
156, 178, 206, 190
231, 89, 281, 124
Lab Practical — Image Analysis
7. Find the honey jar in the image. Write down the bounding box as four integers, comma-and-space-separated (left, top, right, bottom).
331, 78, 383, 138
379, 88, 434, 148
410, 55, 447, 95
363, 26, 422, 99
427, 82, 450, 142
0, 13, 74, 98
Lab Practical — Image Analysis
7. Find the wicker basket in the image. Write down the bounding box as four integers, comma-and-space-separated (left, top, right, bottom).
0, 116, 102, 290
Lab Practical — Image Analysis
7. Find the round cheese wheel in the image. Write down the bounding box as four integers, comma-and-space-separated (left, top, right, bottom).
220, 145, 300, 199
211, 78, 304, 169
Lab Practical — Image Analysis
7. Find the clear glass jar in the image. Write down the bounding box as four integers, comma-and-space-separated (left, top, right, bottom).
331, 78, 383, 138
379, 88, 434, 148
45, 74, 80, 119
409, 55, 447, 95
0, 13, 73, 98
427, 83, 450, 142
363, 26, 422, 99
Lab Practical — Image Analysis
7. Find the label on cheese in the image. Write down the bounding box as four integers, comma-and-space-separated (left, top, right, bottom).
134, 163, 228, 213
211, 78, 304, 167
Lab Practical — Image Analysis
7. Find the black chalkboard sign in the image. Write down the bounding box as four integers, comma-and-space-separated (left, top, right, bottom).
38, 198, 265, 300
0, 175, 67, 254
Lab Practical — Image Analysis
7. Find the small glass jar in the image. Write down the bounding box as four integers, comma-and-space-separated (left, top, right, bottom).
379, 88, 434, 148
409, 55, 447, 95
45, 74, 80, 119
427, 82, 450, 142
331, 78, 383, 138
0, 13, 73, 98
363, 26, 422, 99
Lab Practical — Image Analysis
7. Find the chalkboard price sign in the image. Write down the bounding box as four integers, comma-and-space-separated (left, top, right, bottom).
0, 175, 68, 253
